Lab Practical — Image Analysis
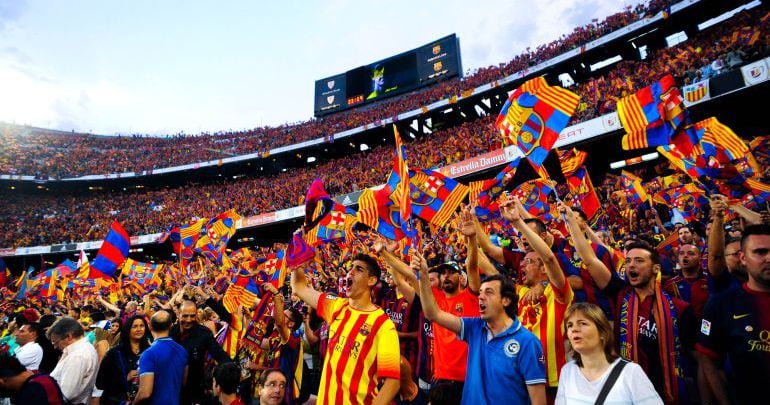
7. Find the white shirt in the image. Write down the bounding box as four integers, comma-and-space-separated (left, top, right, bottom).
50, 336, 99, 405
14, 341, 43, 371
555, 358, 663, 405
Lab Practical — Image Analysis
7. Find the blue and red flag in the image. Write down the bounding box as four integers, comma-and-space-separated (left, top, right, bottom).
408, 168, 469, 228
618, 75, 690, 150
90, 221, 130, 279
196, 209, 241, 267
566, 166, 601, 219
258, 250, 287, 289
223, 269, 262, 314
286, 232, 315, 268
472, 157, 522, 220
390, 125, 414, 239
511, 179, 556, 220
497, 77, 580, 169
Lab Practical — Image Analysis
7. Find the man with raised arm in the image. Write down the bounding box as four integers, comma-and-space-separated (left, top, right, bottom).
290, 251, 400, 405
413, 247, 546, 405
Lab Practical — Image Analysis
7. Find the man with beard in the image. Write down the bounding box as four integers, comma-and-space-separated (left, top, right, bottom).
290, 253, 400, 405
572, 230, 696, 404
170, 300, 232, 405
697, 224, 770, 405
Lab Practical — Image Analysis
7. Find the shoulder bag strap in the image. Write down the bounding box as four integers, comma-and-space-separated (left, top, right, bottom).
595, 360, 629, 405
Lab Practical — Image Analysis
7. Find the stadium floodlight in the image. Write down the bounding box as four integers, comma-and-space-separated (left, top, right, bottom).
610, 152, 659, 169
360, 143, 369, 151
307, 156, 316, 163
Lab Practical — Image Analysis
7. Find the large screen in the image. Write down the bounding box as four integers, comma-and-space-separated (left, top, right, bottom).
314, 34, 462, 116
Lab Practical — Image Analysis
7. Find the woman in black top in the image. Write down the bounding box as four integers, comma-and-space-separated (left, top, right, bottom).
95, 315, 152, 405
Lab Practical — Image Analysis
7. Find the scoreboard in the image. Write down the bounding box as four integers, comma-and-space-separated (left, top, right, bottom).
314, 34, 462, 117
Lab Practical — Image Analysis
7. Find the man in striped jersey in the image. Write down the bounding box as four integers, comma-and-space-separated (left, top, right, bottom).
290, 253, 400, 405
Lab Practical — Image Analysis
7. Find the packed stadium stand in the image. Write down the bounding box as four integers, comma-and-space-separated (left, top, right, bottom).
0, 0, 766, 255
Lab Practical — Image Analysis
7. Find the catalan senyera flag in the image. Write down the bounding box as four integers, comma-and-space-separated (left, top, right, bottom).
473, 157, 522, 220
90, 221, 130, 280
408, 168, 469, 228
496, 77, 580, 168
618, 75, 687, 150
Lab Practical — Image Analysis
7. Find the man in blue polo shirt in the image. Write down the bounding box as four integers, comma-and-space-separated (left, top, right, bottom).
135, 310, 188, 405
413, 251, 546, 405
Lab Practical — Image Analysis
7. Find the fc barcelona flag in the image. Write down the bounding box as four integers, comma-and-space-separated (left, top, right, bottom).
473, 157, 522, 220
258, 250, 287, 290
618, 75, 687, 150
511, 179, 556, 220
496, 77, 580, 167
196, 209, 241, 266
305, 200, 356, 246
557, 148, 588, 177
408, 168, 469, 228
695, 117, 748, 162
356, 187, 406, 241
90, 221, 130, 280
566, 166, 601, 219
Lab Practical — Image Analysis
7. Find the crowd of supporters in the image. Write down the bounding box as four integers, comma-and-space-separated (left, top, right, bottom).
1, 5, 768, 249
1, 166, 769, 404
1, 0, 689, 179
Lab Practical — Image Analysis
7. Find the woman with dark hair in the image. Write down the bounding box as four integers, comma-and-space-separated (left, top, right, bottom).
556, 303, 662, 404
107, 317, 122, 348
95, 315, 152, 405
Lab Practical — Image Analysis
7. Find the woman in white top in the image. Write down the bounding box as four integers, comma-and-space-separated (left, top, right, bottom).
556, 302, 662, 405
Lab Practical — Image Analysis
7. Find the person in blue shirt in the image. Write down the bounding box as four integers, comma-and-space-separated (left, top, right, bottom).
135, 310, 188, 405
413, 251, 546, 405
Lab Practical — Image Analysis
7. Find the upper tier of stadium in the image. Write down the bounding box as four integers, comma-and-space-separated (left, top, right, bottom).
0, 1, 767, 252
1, 0, 693, 180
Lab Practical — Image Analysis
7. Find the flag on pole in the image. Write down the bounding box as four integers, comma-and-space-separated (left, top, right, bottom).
90, 221, 130, 279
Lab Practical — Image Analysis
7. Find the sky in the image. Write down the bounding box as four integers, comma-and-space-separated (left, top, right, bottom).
0, 0, 643, 136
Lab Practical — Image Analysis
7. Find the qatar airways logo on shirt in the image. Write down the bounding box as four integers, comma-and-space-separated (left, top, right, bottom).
637, 315, 658, 339
333, 334, 363, 359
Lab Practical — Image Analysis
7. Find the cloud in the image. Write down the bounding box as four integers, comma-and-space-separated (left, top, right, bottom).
0, 0, 26, 32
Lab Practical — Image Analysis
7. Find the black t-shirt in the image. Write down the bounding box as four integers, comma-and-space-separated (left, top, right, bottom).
697, 284, 770, 405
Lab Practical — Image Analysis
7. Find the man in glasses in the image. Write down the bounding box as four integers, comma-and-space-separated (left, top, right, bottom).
47, 316, 99, 405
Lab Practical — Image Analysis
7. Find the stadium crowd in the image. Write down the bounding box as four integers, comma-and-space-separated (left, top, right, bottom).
1, 7, 768, 249
1, 168, 769, 404
0, 0, 704, 179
